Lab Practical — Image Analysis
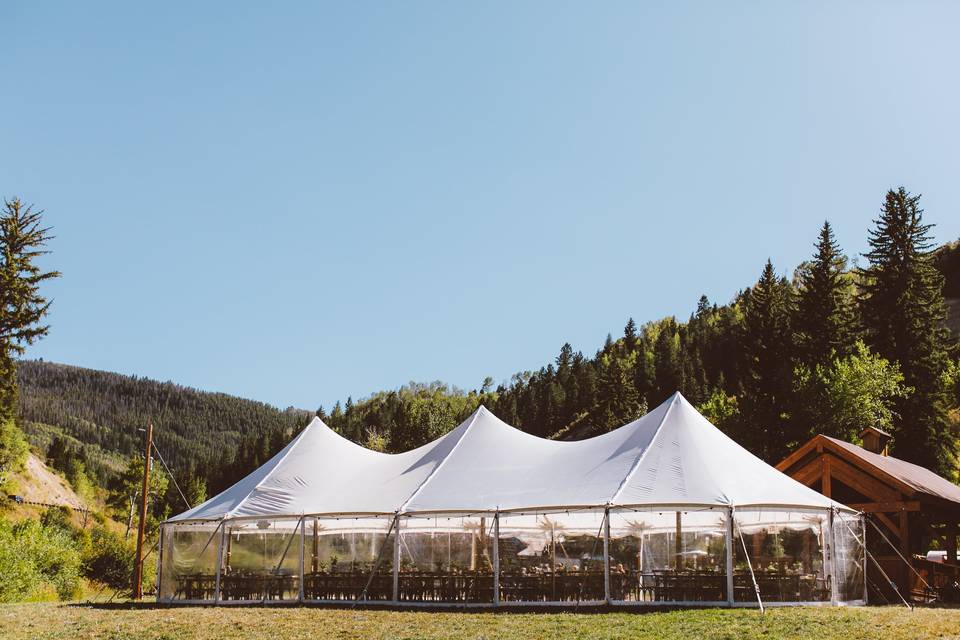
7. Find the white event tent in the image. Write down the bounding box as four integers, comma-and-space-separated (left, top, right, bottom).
158, 393, 866, 607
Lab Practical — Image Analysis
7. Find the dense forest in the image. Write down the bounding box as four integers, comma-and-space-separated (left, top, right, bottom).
13, 188, 960, 519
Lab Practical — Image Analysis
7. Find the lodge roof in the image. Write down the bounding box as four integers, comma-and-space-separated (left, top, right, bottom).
781, 434, 960, 508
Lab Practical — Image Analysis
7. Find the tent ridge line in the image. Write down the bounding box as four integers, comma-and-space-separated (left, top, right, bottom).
396, 407, 485, 514
224, 416, 321, 519
609, 393, 679, 505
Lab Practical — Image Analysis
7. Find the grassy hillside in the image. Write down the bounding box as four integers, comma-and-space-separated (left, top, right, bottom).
1, 603, 959, 640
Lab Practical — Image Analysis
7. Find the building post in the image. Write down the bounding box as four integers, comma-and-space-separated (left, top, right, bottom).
725, 506, 735, 606
492, 512, 500, 606
603, 508, 611, 604
132, 421, 153, 599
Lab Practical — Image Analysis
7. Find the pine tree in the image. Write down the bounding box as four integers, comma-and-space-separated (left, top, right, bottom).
859, 188, 953, 474
739, 260, 795, 461
0, 198, 60, 422
623, 318, 639, 352
795, 221, 857, 367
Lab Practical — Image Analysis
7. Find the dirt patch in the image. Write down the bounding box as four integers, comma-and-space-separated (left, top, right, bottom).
13, 454, 88, 511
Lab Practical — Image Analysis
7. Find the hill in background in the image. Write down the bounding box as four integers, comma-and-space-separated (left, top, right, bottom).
16, 360, 311, 493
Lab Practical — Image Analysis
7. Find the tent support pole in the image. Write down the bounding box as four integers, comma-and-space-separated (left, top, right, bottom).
214, 520, 226, 603
603, 508, 611, 605
828, 509, 840, 605
725, 507, 734, 606
734, 510, 764, 613
493, 512, 500, 606
392, 515, 401, 603
298, 516, 305, 603
862, 514, 869, 604
155, 525, 165, 602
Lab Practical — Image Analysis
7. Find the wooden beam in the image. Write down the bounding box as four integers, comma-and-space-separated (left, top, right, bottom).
947, 521, 958, 564
846, 501, 921, 513
822, 456, 832, 498
874, 512, 899, 539
826, 456, 901, 503
792, 459, 824, 487
899, 510, 911, 591
819, 440, 918, 497
776, 435, 829, 473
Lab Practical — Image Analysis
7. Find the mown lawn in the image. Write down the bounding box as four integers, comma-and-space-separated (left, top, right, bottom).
1, 603, 959, 640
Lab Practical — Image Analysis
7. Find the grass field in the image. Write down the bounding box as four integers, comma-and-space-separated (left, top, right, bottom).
1, 603, 959, 640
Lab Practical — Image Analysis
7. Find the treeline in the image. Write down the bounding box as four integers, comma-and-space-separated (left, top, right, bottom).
316, 188, 959, 478
13, 187, 960, 507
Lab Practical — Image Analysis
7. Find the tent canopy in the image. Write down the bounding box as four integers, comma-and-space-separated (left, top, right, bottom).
170, 392, 845, 523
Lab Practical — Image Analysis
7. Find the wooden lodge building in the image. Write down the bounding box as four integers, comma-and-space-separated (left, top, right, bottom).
778, 427, 960, 603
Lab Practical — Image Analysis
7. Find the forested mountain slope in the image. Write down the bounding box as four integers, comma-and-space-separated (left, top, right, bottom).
16, 361, 311, 490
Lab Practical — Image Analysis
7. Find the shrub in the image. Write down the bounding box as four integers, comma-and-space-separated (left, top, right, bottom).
0, 517, 82, 602
0, 419, 29, 494
83, 525, 135, 590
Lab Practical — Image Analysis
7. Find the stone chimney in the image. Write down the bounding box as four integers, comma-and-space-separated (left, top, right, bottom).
859, 426, 892, 456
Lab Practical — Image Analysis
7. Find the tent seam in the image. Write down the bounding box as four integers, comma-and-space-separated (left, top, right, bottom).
396, 407, 485, 514
609, 393, 679, 505
223, 416, 320, 519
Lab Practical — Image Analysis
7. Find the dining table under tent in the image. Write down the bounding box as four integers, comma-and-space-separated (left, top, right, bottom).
158, 392, 867, 608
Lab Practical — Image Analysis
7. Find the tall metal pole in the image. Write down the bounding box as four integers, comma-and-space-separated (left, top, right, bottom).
725, 506, 735, 606
492, 512, 500, 606
392, 515, 401, 602
132, 421, 153, 599
829, 508, 840, 605
603, 508, 611, 604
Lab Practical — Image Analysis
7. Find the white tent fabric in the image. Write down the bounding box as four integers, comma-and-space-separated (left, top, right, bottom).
170, 392, 846, 523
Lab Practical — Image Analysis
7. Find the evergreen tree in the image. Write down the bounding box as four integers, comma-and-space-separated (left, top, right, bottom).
0, 198, 60, 422
859, 188, 954, 474
652, 319, 682, 405
795, 221, 857, 367
739, 260, 795, 460
623, 318, 639, 352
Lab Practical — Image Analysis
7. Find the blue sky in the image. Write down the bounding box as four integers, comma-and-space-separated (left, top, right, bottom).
3, 2, 958, 411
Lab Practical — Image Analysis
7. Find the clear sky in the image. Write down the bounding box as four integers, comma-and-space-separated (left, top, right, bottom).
3, 2, 958, 411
